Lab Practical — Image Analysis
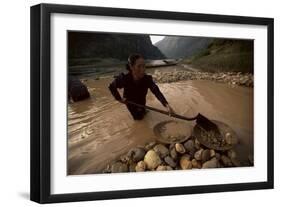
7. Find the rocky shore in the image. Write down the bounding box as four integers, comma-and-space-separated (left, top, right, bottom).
103, 134, 254, 173
152, 70, 253, 87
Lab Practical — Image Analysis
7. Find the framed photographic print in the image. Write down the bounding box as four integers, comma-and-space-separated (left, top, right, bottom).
30, 3, 274, 204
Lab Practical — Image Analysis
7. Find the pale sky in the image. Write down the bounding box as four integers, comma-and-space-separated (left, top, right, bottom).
150, 35, 165, 45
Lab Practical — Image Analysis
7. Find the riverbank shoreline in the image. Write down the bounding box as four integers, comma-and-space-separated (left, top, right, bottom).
77, 65, 254, 88
151, 69, 253, 87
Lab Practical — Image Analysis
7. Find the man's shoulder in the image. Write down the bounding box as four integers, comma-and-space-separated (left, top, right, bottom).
144, 74, 153, 81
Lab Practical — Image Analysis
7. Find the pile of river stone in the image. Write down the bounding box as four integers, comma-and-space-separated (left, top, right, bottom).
103, 136, 253, 173
152, 70, 253, 87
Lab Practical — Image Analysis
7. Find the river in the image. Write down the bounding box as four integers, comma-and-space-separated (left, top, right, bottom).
67, 76, 253, 175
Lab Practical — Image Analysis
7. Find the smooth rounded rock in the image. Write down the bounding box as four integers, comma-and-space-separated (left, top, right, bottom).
175, 143, 186, 154
184, 139, 195, 153
194, 149, 204, 161
153, 144, 169, 158
170, 147, 178, 160
135, 161, 146, 172
202, 158, 218, 169
164, 156, 177, 168
127, 147, 146, 162
180, 154, 192, 170
202, 149, 211, 163
144, 150, 162, 170
191, 159, 201, 169
210, 149, 216, 158
156, 165, 171, 171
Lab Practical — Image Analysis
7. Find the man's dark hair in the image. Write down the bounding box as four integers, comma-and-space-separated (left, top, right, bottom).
126, 53, 143, 71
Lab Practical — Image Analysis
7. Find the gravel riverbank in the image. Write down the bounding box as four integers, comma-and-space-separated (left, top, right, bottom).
152, 70, 253, 87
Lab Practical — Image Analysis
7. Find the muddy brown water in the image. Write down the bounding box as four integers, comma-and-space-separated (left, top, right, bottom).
68, 77, 253, 175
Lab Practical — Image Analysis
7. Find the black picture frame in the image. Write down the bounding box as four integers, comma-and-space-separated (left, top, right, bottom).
30, 3, 274, 204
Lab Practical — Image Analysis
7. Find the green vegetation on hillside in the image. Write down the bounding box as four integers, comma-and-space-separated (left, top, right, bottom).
184, 39, 254, 73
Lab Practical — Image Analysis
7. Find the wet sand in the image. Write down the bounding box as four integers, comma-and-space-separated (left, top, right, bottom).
68, 77, 253, 175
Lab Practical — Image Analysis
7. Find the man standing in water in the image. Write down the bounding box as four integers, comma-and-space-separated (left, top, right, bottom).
109, 53, 175, 120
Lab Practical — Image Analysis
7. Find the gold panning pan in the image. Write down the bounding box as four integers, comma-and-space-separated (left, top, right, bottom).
193, 120, 238, 151
153, 120, 193, 144
125, 101, 222, 141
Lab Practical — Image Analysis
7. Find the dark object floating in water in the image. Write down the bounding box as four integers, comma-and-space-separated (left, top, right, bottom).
153, 120, 193, 144
68, 76, 90, 102
193, 120, 238, 151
